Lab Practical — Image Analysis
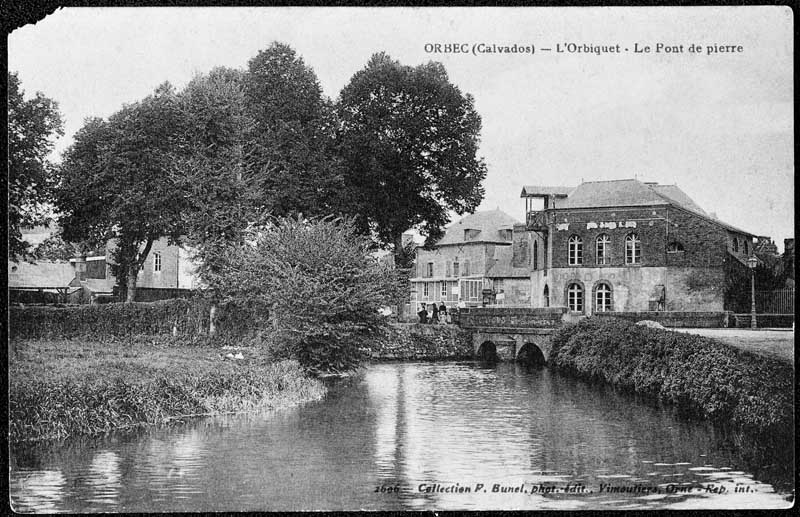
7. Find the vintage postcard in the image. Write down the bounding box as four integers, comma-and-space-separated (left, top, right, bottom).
7, 6, 794, 512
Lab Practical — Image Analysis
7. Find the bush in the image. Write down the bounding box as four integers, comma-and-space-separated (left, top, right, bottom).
211, 216, 399, 375
550, 318, 793, 437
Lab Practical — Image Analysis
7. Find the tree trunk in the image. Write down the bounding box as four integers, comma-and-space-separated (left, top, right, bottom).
209, 304, 218, 335
124, 237, 153, 303
394, 233, 405, 267
126, 269, 138, 302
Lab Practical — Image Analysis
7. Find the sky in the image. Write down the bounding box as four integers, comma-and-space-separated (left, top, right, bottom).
8, 6, 794, 250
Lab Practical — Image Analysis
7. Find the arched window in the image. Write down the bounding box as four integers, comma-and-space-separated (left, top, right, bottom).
596, 234, 610, 265
732, 238, 739, 253
533, 241, 538, 270
625, 233, 641, 264
568, 235, 583, 265
667, 241, 685, 253
595, 283, 613, 312
567, 283, 583, 313
543, 285, 550, 307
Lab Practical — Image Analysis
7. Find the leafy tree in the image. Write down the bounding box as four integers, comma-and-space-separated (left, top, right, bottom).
244, 42, 345, 218
32, 233, 96, 262
336, 53, 488, 263
724, 257, 785, 313
171, 45, 349, 330
212, 216, 399, 375
778, 243, 794, 287
171, 67, 264, 331
55, 83, 188, 301
174, 67, 258, 278
8, 72, 63, 261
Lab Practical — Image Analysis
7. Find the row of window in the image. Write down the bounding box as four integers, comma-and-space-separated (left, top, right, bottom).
568, 233, 641, 266
417, 280, 482, 302
425, 260, 471, 278
566, 282, 613, 313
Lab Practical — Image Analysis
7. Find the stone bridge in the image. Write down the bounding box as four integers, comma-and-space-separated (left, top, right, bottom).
457, 307, 569, 365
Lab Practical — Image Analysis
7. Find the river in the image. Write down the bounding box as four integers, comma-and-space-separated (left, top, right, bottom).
9, 361, 792, 511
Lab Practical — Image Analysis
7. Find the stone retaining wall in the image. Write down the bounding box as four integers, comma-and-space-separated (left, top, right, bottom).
593, 311, 730, 328
369, 323, 473, 360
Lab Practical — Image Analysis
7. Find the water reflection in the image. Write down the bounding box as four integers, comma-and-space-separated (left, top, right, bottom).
87, 451, 121, 506
9, 362, 792, 512
10, 469, 66, 513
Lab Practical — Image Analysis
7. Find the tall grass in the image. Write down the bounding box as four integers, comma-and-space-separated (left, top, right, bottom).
9, 340, 325, 442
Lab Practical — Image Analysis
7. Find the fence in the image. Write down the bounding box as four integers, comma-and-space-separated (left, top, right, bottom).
755, 288, 794, 314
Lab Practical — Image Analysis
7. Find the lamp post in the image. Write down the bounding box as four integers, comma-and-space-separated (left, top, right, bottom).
747, 256, 758, 329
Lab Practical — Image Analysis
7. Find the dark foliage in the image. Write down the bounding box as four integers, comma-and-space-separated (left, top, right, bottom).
211, 216, 399, 375
549, 318, 793, 438
337, 53, 487, 262
8, 72, 63, 261
9, 298, 269, 345
55, 84, 190, 301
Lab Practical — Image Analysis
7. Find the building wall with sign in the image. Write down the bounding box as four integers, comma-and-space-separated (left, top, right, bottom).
532, 205, 749, 314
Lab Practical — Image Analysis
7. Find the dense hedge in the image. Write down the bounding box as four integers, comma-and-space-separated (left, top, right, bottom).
549, 318, 793, 437
9, 298, 269, 343
9, 359, 325, 442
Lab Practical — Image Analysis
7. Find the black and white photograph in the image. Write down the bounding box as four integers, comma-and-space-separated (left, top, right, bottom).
7, 5, 794, 511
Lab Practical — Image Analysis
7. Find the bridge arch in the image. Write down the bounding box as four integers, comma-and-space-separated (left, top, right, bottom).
477, 341, 498, 362
517, 342, 546, 366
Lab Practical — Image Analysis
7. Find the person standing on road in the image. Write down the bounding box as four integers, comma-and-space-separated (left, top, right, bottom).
439, 303, 448, 324
417, 304, 428, 323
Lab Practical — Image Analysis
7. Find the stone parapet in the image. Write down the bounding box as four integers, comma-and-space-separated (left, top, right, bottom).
593, 311, 730, 328
459, 307, 567, 329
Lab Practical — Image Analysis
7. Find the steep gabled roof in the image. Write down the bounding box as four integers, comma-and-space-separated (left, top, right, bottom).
559, 179, 667, 208
435, 209, 522, 246
649, 184, 707, 215
554, 178, 755, 236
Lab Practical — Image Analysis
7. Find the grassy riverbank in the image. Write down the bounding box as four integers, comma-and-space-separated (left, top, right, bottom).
9, 339, 326, 443
549, 318, 793, 438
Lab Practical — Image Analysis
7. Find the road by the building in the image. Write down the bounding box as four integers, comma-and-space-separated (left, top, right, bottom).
670, 328, 794, 364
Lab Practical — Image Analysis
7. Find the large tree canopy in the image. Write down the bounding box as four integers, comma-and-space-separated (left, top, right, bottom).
244, 42, 345, 219
336, 53, 487, 262
8, 72, 63, 261
173, 66, 259, 290
55, 83, 188, 301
